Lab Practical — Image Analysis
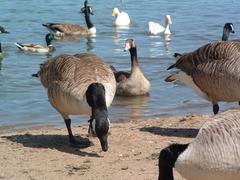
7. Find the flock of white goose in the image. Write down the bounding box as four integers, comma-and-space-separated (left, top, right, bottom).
1, 0, 240, 179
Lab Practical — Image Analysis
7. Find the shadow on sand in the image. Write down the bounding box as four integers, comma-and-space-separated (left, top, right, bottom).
139, 126, 199, 138
2, 133, 101, 157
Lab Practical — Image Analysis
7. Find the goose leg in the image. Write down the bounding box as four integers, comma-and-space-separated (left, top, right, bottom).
213, 104, 219, 115
64, 118, 90, 148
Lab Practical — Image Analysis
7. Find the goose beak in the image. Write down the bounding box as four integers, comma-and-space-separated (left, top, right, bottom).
99, 134, 108, 152
112, 11, 116, 17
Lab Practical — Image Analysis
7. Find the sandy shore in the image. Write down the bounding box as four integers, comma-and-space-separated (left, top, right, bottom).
0, 114, 209, 180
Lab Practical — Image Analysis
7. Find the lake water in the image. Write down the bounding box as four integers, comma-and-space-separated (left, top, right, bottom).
1, 0, 240, 133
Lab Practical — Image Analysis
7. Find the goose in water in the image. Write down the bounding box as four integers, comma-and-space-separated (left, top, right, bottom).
0, 26, 9, 34
42, 0, 96, 38
15, 33, 55, 53
112, 39, 150, 96
222, 22, 235, 41
112, 8, 130, 26
158, 109, 240, 180
174, 22, 235, 60
32, 54, 116, 151
165, 40, 240, 114
148, 15, 172, 35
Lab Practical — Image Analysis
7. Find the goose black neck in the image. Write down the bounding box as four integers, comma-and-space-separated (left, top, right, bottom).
129, 47, 139, 69
84, 13, 94, 29
222, 30, 230, 41
0, 43, 2, 53
86, 82, 107, 113
158, 144, 189, 180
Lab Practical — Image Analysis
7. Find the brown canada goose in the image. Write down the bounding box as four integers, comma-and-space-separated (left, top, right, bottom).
15, 33, 55, 53
32, 54, 116, 151
165, 40, 240, 114
42, 0, 96, 38
158, 109, 240, 180
174, 23, 235, 60
112, 39, 150, 96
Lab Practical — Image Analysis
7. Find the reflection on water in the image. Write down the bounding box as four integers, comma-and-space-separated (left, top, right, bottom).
112, 95, 150, 122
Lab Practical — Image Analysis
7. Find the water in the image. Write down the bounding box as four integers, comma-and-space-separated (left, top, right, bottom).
1, 0, 240, 133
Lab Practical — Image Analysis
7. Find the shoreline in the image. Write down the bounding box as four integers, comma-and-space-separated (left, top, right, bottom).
0, 113, 209, 180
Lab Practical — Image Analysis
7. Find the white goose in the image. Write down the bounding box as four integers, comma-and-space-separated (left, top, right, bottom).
158, 109, 240, 180
112, 8, 130, 26
149, 15, 172, 35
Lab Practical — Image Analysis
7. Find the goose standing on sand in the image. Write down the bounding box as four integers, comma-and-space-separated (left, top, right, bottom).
15, 33, 55, 53
158, 109, 240, 180
165, 40, 240, 114
32, 54, 116, 151
112, 39, 150, 96
174, 22, 235, 60
0, 26, 9, 34
148, 15, 172, 35
112, 8, 130, 26
43, 0, 96, 38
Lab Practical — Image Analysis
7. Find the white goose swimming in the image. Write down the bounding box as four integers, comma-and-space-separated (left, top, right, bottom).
112, 8, 130, 26
149, 15, 172, 35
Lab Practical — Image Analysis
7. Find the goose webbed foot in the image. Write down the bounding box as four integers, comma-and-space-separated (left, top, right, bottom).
213, 104, 219, 115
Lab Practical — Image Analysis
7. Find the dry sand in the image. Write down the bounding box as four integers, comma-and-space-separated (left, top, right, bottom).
0, 114, 209, 180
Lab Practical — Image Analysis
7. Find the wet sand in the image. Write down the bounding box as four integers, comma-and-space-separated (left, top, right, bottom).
0, 114, 209, 180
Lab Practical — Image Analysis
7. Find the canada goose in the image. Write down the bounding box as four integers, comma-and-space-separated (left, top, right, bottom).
148, 15, 172, 35
32, 54, 116, 151
112, 39, 150, 96
165, 40, 240, 114
158, 109, 240, 180
0, 26, 9, 34
112, 8, 130, 26
174, 23, 235, 60
42, 0, 96, 38
222, 23, 235, 41
15, 33, 55, 53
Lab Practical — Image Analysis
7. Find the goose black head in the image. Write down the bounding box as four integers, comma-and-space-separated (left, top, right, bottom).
86, 83, 109, 152
224, 23, 235, 34
45, 33, 54, 46
124, 39, 136, 51
81, 0, 93, 15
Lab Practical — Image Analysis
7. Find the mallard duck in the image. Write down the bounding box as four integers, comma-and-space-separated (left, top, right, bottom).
148, 15, 172, 35
159, 109, 240, 180
112, 39, 150, 96
32, 53, 116, 151
15, 33, 55, 53
112, 8, 130, 26
42, 0, 96, 38
0, 26, 9, 34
